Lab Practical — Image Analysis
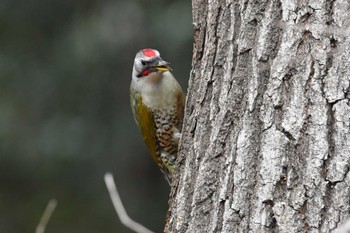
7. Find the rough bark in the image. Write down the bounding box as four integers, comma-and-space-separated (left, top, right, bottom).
166, 0, 350, 232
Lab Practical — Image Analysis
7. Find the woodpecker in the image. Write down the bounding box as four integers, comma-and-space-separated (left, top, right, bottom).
130, 48, 185, 184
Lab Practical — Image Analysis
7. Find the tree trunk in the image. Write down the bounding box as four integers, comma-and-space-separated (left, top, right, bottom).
165, 0, 350, 232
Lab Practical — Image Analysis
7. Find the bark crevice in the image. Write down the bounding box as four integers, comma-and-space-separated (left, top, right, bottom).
166, 1, 350, 232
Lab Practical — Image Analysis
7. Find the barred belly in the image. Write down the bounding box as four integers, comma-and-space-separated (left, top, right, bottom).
152, 107, 181, 173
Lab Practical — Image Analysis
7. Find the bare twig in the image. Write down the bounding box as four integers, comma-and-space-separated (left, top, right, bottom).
35, 199, 57, 233
104, 172, 155, 233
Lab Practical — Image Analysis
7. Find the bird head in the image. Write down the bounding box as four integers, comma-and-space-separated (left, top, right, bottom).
132, 48, 172, 82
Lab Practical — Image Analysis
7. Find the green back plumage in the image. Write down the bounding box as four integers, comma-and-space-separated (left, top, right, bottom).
130, 91, 158, 164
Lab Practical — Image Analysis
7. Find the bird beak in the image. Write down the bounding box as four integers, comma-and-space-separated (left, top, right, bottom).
151, 59, 172, 71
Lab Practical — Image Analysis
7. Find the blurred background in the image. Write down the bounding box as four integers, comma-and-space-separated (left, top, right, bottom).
0, 0, 192, 232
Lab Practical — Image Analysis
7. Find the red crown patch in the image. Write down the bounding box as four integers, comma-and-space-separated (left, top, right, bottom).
142, 48, 157, 58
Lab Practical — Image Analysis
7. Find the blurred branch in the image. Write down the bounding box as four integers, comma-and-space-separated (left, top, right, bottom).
35, 199, 57, 233
104, 172, 154, 233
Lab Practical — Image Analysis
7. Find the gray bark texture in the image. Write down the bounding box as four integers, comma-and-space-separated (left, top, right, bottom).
165, 0, 350, 232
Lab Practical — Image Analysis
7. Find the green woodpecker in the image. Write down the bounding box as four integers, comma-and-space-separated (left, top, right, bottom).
130, 48, 185, 184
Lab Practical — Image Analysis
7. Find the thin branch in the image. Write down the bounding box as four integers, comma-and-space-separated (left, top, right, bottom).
104, 172, 155, 233
35, 199, 57, 233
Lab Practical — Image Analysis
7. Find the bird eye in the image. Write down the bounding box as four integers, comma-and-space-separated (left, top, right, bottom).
141, 60, 146, 66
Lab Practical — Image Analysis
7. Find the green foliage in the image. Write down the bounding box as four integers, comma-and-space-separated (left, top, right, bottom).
0, 0, 192, 232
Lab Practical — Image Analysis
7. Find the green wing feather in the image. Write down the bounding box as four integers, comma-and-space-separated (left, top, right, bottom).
130, 91, 159, 164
